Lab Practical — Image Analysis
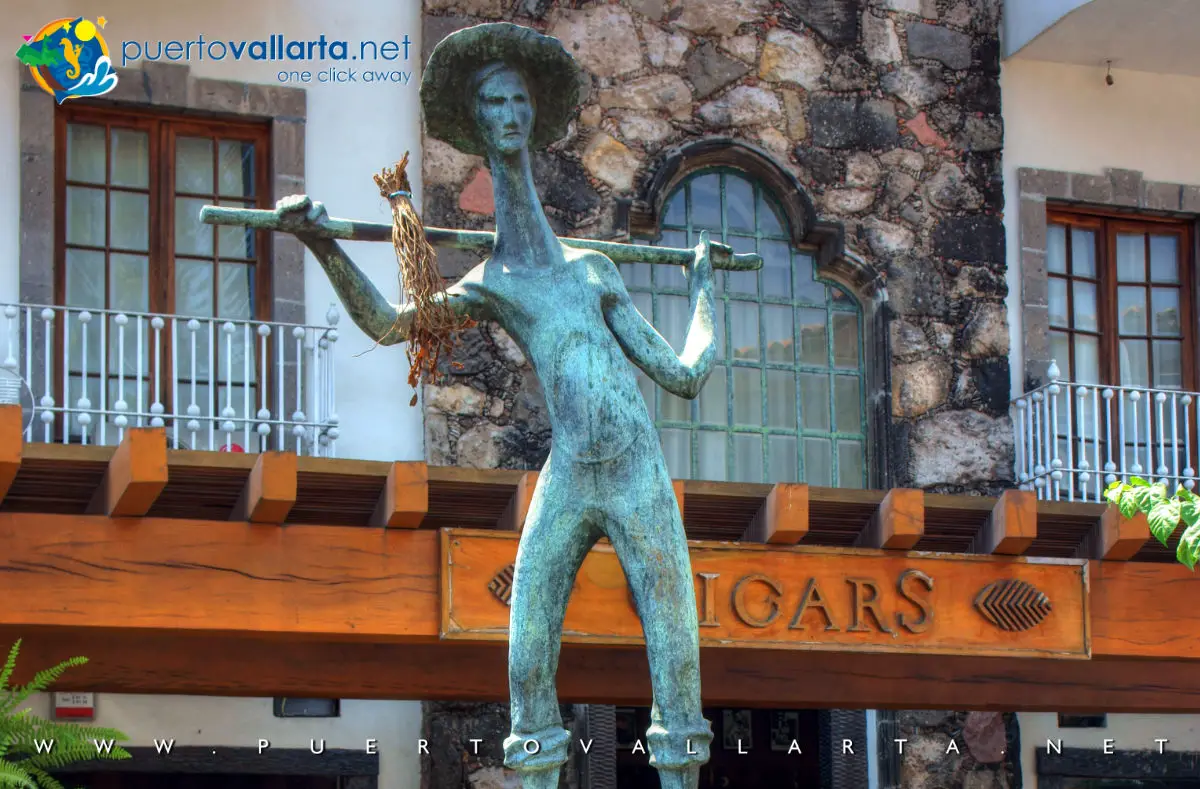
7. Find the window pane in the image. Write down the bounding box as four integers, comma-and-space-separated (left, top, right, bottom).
838, 441, 864, 488
67, 124, 107, 184
631, 292, 652, 326
638, 371, 653, 413
1117, 286, 1147, 335
760, 239, 791, 297
660, 428, 690, 479
803, 438, 832, 487
732, 367, 762, 426
699, 366, 726, 424
798, 309, 827, 366
218, 205, 256, 260
758, 191, 786, 237
1075, 335, 1099, 385
1115, 233, 1146, 281
690, 174, 721, 230
834, 376, 862, 434
111, 128, 149, 188
730, 303, 759, 361
661, 389, 690, 422
176, 197, 214, 257
1151, 288, 1181, 336
107, 312, 151, 377
66, 187, 106, 247
1120, 339, 1149, 387
176, 259, 213, 318
1049, 331, 1070, 377
768, 436, 798, 483
1150, 235, 1179, 283
623, 262, 651, 288
110, 254, 149, 313
1153, 340, 1183, 389
726, 237, 758, 295
732, 434, 763, 483
799, 373, 830, 431
832, 313, 859, 369
1071, 228, 1096, 277
1048, 279, 1069, 328
65, 249, 105, 308
662, 190, 685, 226
218, 263, 254, 320
763, 305, 794, 363
766, 370, 796, 430
176, 136, 214, 193
725, 175, 754, 233
793, 255, 825, 305
110, 191, 149, 252
697, 430, 726, 481
657, 295, 688, 350
1072, 281, 1097, 332
1047, 224, 1067, 274
218, 140, 255, 197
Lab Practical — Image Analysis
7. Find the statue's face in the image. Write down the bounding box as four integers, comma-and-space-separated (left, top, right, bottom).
473, 66, 533, 155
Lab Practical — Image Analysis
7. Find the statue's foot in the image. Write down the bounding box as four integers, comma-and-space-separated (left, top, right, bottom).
657, 766, 701, 789
519, 769, 561, 789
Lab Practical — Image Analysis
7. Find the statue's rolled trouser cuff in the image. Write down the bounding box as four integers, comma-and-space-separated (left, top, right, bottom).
646, 720, 714, 770
502, 726, 571, 772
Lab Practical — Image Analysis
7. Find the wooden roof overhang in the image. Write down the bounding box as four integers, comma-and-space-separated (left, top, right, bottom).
1, 409, 1198, 713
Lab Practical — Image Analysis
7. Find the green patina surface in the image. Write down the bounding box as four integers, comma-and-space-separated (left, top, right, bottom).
211, 22, 719, 788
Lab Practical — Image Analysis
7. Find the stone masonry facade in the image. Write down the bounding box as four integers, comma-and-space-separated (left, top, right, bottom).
418, 0, 1016, 787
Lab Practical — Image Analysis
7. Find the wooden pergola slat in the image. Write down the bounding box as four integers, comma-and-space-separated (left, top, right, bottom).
86, 429, 168, 517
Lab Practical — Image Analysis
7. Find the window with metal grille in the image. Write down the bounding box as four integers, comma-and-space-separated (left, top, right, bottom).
621, 168, 867, 487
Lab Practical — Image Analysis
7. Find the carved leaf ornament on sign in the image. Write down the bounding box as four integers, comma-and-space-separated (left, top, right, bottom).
445, 531, 1090, 659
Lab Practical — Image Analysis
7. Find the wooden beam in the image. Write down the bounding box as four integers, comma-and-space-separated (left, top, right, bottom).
1083, 508, 1151, 561
742, 483, 808, 544
673, 479, 685, 516
86, 428, 168, 517
8, 628, 1200, 713
0, 405, 22, 504
232, 451, 297, 524
369, 461, 428, 528
855, 488, 924, 550
973, 489, 1037, 555
498, 471, 538, 532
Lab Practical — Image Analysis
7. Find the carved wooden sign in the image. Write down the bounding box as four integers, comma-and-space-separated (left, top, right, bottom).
441, 530, 1091, 659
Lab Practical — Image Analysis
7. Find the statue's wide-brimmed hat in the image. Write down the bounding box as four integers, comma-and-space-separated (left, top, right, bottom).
420, 23, 582, 156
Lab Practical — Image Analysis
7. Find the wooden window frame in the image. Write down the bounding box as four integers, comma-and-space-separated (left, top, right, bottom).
52, 104, 273, 429
1047, 207, 1196, 392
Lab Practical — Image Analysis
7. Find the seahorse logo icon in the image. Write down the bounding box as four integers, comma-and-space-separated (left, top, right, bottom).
16, 17, 119, 104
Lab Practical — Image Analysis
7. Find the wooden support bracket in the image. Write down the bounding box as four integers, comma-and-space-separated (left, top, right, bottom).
370, 461, 429, 528
855, 488, 924, 550
87, 428, 168, 517
1084, 507, 1151, 561
233, 451, 298, 524
742, 483, 809, 544
498, 471, 539, 532
0, 406, 22, 504
673, 480, 685, 521
973, 490, 1038, 555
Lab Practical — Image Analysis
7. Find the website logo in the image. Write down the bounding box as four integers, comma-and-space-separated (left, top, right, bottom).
17, 17, 118, 104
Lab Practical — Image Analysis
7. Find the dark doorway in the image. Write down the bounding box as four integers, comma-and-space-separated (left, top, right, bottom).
615, 707, 821, 788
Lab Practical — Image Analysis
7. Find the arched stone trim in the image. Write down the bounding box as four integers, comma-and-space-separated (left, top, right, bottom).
17, 60, 308, 324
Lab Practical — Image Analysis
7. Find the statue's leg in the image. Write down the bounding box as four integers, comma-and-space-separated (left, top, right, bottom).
605, 451, 713, 789
503, 461, 596, 788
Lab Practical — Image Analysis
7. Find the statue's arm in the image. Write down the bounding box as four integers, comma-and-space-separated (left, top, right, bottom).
279, 196, 485, 345
600, 232, 717, 400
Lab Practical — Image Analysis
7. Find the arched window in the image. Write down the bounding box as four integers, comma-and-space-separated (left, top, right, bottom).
623, 168, 868, 487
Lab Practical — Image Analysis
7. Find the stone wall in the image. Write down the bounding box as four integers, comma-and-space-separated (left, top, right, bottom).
420, 0, 1013, 492
418, 0, 1015, 786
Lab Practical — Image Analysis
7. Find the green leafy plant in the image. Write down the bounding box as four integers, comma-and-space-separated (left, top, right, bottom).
1105, 478, 1200, 570
0, 640, 130, 789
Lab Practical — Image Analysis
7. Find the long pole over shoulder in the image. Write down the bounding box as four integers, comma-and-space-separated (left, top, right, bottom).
199, 205, 763, 271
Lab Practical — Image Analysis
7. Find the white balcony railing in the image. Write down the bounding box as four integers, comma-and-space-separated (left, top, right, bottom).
1, 303, 340, 456
1012, 361, 1197, 502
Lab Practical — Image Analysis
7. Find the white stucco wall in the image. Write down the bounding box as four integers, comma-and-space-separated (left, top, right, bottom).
1018, 712, 1200, 787
1002, 57, 1200, 397
1, 0, 428, 463
24, 693, 422, 789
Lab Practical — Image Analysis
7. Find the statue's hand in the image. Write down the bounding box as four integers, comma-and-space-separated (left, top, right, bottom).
686, 230, 715, 288
274, 194, 330, 241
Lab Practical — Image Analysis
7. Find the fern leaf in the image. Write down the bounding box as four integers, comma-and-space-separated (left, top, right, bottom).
0, 758, 36, 788
0, 644, 21, 692
22, 766, 65, 789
